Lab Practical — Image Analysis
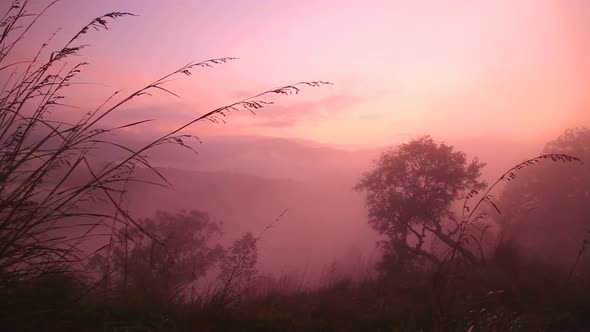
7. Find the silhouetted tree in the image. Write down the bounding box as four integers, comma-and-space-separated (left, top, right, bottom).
497, 127, 590, 272
0, 0, 327, 287
355, 136, 486, 272
210, 232, 258, 306
220, 232, 258, 285
88, 210, 224, 303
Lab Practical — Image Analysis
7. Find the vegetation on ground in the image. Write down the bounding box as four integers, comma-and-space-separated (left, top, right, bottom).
1, 2, 588, 331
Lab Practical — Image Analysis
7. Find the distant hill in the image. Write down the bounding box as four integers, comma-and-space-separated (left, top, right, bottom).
83, 134, 542, 280
124, 166, 377, 282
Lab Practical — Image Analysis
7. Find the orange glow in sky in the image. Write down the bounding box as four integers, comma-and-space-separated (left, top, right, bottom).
17, 0, 590, 147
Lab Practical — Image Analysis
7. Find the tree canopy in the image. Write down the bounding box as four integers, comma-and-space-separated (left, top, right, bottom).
355, 136, 486, 271
88, 210, 225, 302
497, 127, 590, 270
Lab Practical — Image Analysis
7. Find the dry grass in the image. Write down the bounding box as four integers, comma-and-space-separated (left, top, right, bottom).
1, 1, 588, 331
0, 0, 328, 288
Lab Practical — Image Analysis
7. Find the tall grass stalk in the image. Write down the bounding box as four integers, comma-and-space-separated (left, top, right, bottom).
0, 0, 328, 287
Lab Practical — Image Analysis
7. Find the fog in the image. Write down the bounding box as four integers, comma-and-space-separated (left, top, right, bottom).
2, 0, 590, 330
86, 133, 547, 283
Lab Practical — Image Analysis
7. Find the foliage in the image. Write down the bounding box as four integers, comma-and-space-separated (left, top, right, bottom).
2, 1, 590, 331
208, 209, 287, 308
220, 232, 258, 287
355, 135, 487, 271
497, 127, 589, 273
0, 0, 327, 287
87, 210, 224, 303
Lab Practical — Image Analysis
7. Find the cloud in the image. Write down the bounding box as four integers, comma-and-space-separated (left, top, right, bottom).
257, 118, 300, 128
88, 91, 364, 134
253, 93, 365, 128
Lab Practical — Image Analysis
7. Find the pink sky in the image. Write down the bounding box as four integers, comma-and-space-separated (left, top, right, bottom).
17, 0, 590, 147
